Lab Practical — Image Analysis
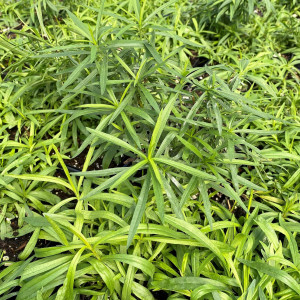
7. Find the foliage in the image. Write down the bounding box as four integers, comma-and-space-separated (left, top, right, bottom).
0, 0, 299, 299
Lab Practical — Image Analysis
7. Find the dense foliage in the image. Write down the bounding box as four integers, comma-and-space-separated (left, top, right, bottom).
0, 0, 299, 299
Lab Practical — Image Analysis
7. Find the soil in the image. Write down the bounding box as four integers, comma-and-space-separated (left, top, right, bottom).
0, 218, 52, 263
0, 71, 8, 80
51, 188, 72, 200
152, 290, 170, 299
254, 8, 263, 17
189, 50, 209, 68
1, 219, 28, 262
80, 296, 92, 300
52, 145, 104, 195
6, 126, 30, 140
233, 206, 247, 218
0, 234, 31, 262
208, 188, 247, 218
209, 188, 231, 209
7, 126, 18, 140
0, 22, 24, 40
67, 146, 103, 172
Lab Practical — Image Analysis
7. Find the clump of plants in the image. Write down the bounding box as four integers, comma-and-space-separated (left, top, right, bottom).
0, 0, 299, 299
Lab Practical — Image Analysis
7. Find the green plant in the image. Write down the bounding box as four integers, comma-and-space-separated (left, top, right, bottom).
0, 0, 299, 299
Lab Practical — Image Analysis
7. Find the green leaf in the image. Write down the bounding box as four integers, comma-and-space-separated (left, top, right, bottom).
138, 84, 160, 113
227, 139, 239, 193
102, 254, 154, 277
110, 160, 148, 190
143, 0, 178, 24
20, 255, 73, 281
165, 215, 226, 265
90, 259, 115, 294
238, 258, 300, 295
155, 31, 203, 48
149, 164, 165, 222
121, 111, 141, 149
152, 276, 229, 291
70, 167, 126, 177
237, 176, 266, 191
1, 154, 33, 176
126, 105, 155, 125
86, 128, 146, 159
82, 210, 128, 227
176, 135, 203, 159
255, 218, 279, 249
261, 150, 300, 161
180, 176, 198, 207
191, 284, 225, 300
279, 215, 300, 268
44, 214, 94, 253
56, 247, 88, 300
66, 10, 93, 41
148, 89, 181, 157
59, 55, 91, 91
284, 168, 300, 189
17, 263, 70, 300
99, 53, 108, 95
107, 40, 145, 48
53, 144, 79, 197
127, 172, 151, 248
109, 85, 135, 124
199, 179, 213, 229
154, 157, 223, 183
161, 176, 184, 220
114, 53, 136, 79
77, 104, 115, 110
6, 174, 73, 191
212, 102, 223, 135
82, 169, 130, 200
44, 215, 69, 246
246, 75, 277, 97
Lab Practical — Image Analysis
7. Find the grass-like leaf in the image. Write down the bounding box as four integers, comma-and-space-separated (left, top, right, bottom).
238, 258, 300, 295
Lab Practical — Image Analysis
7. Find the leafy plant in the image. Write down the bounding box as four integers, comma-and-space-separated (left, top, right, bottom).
0, 0, 299, 299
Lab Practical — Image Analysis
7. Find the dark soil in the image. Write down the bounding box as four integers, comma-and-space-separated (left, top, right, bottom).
254, 8, 263, 17
0, 218, 54, 263
6, 126, 30, 140
52, 146, 103, 190
0, 218, 29, 262
80, 295, 92, 300
65, 148, 138, 173
188, 50, 208, 67
0, 234, 31, 262
7, 126, 18, 140
0, 71, 8, 80
233, 206, 247, 218
67, 146, 103, 171
208, 188, 231, 209
51, 188, 72, 200
152, 290, 170, 299
208, 188, 247, 218
0, 22, 24, 40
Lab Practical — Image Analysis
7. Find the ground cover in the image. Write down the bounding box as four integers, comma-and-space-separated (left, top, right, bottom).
0, 0, 299, 299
